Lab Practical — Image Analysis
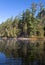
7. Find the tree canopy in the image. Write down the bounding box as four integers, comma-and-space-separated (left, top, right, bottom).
0, 2, 45, 38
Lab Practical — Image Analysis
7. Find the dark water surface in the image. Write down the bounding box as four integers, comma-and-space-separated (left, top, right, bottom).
0, 39, 45, 65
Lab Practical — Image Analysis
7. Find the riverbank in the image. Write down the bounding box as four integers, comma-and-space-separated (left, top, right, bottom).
0, 37, 45, 41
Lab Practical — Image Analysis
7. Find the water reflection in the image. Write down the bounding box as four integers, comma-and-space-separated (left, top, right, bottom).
0, 52, 6, 63
0, 39, 45, 65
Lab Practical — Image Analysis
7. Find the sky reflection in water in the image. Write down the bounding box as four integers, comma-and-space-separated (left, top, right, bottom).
0, 39, 45, 65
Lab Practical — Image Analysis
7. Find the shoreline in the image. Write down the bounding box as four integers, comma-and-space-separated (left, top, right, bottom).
0, 37, 45, 41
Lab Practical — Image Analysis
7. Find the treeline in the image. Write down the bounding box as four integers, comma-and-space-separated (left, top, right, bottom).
0, 2, 44, 37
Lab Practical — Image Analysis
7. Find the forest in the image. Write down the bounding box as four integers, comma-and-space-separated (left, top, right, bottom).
0, 2, 45, 38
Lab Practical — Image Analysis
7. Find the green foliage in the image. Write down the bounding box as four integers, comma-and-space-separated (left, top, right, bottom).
31, 2, 37, 16
0, 2, 44, 37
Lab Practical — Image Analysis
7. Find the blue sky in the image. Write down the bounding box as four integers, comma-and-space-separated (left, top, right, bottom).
0, 0, 45, 23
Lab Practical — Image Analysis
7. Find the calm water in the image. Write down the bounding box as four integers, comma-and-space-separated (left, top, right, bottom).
0, 39, 45, 65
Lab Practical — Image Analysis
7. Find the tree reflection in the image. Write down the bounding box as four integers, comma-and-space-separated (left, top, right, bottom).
0, 39, 45, 65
